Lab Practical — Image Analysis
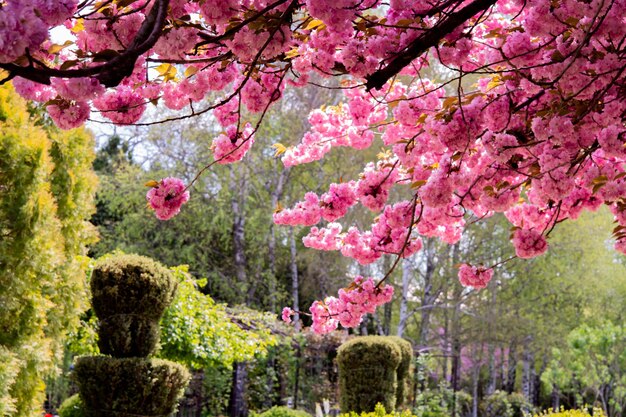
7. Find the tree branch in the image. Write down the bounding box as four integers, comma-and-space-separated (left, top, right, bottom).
0, 0, 170, 87
364, 0, 497, 91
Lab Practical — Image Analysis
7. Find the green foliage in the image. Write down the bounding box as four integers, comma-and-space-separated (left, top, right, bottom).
0, 84, 96, 416
531, 408, 607, 417
91, 254, 177, 357
413, 381, 472, 417
480, 390, 533, 417
73, 356, 190, 417
203, 364, 234, 416
543, 323, 626, 417
341, 403, 417, 417
337, 336, 402, 413
159, 265, 279, 369
256, 406, 312, 417
58, 394, 87, 417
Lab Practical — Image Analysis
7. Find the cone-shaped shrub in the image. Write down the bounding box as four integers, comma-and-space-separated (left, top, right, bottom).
337, 336, 402, 413
90, 254, 177, 356
385, 336, 413, 408
74, 357, 189, 417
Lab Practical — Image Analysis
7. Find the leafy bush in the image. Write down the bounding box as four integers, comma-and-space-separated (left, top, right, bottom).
73, 356, 190, 417
257, 406, 313, 417
414, 383, 472, 417
342, 402, 417, 417
58, 394, 87, 417
91, 254, 177, 357
531, 408, 606, 417
481, 390, 533, 417
159, 267, 278, 369
337, 336, 402, 413
508, 392, 534, 417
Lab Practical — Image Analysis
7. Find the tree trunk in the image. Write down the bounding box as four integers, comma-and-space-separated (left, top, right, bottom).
230, 166, 248, 302
522, 338, 534, 404
471, 364, 480, 417
267, 166, 288, 313
381, 256, 392, 335
228, 362, 248, 417
505, 341, 517, 394
552, 386, 560, 412
486, 285, 498, 395
289, 228, 301, 330
418, 240, 437, 347
293, 345, 301, 409
397, 258, 411, 337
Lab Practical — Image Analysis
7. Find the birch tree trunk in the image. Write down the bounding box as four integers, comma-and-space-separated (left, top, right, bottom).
289, 227, 301, 330
522, 337, 534, 403
397, 258, 412, 337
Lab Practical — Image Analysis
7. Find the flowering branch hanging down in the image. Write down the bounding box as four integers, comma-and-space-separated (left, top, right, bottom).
2, 0, 626, 333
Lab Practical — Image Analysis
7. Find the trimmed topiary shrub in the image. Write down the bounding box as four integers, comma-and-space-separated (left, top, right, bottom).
74, 357, 189, 417
257, 406, 313, 417
90, 254, 177, 357
337, 336, 402, 413
385, 336, 413, 408
73, 254, 189, 417
58, 394, 87, 417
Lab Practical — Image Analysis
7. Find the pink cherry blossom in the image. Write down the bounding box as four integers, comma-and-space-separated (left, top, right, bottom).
512, 228, 549, 259
47, 100, 90, 130
303, 276, 394, 334
212, 123, 255, 164
458, 264, 494, 289
281, 307, 294, 323
146, 177, 190, 221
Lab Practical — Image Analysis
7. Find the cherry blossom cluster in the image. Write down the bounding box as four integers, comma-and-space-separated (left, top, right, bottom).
281, 276, 394, 334
146, 177, 190, 220
458, 264, 494, 290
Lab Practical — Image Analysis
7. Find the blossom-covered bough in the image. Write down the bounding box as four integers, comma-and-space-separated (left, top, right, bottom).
2, 0, 624, 333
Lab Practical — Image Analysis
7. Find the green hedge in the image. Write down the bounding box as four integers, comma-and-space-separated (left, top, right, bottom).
337, 336, 402, 413
73, 356, 190, 417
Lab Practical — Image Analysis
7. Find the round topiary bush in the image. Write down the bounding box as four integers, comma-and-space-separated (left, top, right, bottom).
90, 254, 177, 357
73, 356, 190, 417
58, 394, 87, 417
257, 406, 313, 417
337, 336, 402, 413
386, 336, 413, 408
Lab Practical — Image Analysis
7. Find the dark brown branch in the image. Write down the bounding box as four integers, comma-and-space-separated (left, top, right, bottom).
364, 0, 497, 91
0, 0, 170, 87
